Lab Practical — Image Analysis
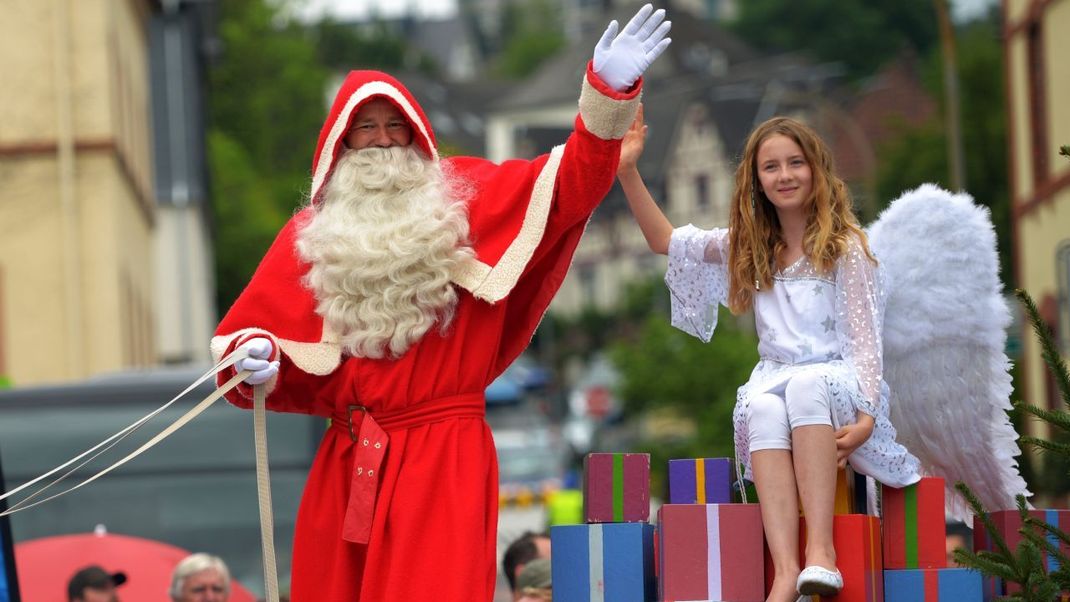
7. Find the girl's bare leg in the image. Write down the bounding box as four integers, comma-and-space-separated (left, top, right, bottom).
792, 424, 838, 571
751, 449, 801, 602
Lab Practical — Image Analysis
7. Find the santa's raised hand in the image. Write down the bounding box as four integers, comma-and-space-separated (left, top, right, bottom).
593, 4, 672, 92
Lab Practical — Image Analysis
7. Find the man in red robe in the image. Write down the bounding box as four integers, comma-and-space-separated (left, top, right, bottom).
211, 5, 671, 599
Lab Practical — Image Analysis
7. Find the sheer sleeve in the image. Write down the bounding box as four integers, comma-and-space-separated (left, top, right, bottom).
834, 237, 886, 415
665, 225, 729, 342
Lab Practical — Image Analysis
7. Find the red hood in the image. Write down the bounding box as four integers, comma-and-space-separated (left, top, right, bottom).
310, 70, 438, 206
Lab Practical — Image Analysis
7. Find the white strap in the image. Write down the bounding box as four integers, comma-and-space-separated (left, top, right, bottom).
1, 347, 282, 601
0, 366, 248, 516
0, 352, 248, 515
253, 383, 280, 602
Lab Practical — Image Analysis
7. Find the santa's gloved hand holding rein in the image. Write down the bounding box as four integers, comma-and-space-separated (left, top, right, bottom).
593, 4, 672, 92
236, 338, 278, 385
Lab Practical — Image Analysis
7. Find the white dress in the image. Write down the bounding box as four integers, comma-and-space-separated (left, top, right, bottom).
666, 224, 920, 488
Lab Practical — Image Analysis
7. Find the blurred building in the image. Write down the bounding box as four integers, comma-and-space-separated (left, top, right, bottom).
0, 1, 217, 386
1004, 0, 1070, 413
0, 1, 158, 385
483, 6, 843, 315
149, 1, 219, 365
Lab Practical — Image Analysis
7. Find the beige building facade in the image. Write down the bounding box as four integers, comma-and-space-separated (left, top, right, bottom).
0, 0, 157, 386
1004, 0, 1070, 413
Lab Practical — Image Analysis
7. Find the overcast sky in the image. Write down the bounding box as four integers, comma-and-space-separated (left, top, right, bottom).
294, 0, 996, 23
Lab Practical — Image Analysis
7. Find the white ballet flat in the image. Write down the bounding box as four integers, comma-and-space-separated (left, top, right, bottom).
796, 565, 843, 597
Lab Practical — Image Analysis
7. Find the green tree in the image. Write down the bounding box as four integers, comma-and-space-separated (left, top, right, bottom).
954, 289, 1070, 600
610, 306, 758, 483
311, 19, 406, 71
310, 18, 437, 74
730, 0, 937, 81
207, 0, 329, 310
874, 12, 1012, 284
495, 0, 565, 78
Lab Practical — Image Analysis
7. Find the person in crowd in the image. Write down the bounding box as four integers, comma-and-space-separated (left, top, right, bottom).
169, 553, 230, 602
68, 565, 126, 602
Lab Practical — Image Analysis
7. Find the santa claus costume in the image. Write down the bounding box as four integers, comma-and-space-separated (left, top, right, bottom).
211, 65, 642, 599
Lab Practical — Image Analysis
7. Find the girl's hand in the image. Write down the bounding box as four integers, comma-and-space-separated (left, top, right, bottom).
618, 104, 647, 175
834, 414, 875, 468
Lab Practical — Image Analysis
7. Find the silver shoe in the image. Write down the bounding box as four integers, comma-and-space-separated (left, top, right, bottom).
796, 565, 843, 597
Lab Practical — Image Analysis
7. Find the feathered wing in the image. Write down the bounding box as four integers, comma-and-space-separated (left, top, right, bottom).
868, 183, 1029, 520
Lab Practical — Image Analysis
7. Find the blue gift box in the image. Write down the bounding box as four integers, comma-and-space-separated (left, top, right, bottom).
551, 523, 656, 602
884, 567, 983, 601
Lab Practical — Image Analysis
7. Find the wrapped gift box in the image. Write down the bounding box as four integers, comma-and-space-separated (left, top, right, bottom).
668, 458, 732, 505
658, 503, 764, 602
884, 567, 982, 601
584, 453, 650, 523
772, 514, 884, 602
551, 522, 656, 602
882, 477, 946, 569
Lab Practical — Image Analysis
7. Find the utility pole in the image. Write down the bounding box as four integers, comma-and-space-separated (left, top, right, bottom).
934, 0, 966, 191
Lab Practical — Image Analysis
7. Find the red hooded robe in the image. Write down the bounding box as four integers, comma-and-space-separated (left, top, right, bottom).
212, 65, 640, 600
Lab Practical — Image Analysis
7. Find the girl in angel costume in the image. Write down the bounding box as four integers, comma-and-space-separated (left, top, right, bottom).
617, 110, 1028, 601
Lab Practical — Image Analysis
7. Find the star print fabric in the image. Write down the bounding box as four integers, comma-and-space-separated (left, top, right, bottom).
665, 225, 920, 487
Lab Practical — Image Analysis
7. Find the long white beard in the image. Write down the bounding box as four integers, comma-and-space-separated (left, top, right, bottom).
295, 146, 473, 359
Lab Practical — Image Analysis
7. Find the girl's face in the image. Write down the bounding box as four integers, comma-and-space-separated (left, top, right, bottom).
755, 134, 813, 219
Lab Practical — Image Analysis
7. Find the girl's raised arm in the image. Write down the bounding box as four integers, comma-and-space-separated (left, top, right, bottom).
617, 105, 674, 255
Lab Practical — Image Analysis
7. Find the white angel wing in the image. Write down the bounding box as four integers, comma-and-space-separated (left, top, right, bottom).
868, 183, 1029, 520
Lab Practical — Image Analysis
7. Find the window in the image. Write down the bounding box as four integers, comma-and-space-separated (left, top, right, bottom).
579, 265, 597, 307
1057, 240, 1070, 354
695, 174, 710, 210
1027, 21, 1048, 189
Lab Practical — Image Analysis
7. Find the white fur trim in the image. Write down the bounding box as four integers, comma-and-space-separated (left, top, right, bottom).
212, 324, 342, 391
449, 144, 565, 303
578, 76, 641, 140
210, 328, 282, 397
310, 82, 439, 203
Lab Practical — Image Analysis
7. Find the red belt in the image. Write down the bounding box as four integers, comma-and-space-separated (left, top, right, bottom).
329, 393, 485, 544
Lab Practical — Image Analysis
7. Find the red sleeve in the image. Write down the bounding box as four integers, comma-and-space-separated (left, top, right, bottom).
492, 65, 641, 375
212, 209, 337, 415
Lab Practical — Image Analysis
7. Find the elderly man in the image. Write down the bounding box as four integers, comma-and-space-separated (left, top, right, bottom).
169, 554, 230, 602
211, 5, 670, 599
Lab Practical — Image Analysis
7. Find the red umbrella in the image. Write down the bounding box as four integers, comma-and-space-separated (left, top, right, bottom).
15, 530, 258, 601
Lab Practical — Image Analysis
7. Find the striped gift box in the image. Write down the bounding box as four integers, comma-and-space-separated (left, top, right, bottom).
551, 523, 656, 602
973, 509, 1070, 600
882, 477, 946, 569
584, 453, 650, 523
793, 515, 884, 602
884, 567, 983, 600
668, 458, 732, 505
658, 504, 764, 602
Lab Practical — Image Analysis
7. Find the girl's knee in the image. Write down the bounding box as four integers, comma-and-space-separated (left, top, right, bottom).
784, 373, 833, 428
747, 394, 791, 451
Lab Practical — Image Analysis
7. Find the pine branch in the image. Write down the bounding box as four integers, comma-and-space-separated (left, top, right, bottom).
956, 548, 1017, 581
1016, 289, 1070, 408
1021, 516, 1070, 572
1015, 402, 1070, 433
1060, 145, 1069, 159
1017, 434, 1070, 456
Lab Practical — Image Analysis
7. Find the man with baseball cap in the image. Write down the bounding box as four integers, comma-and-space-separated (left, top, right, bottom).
67, 565, 126, 602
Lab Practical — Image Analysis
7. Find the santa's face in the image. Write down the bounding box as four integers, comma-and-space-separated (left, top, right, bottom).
344, 98, 413, 150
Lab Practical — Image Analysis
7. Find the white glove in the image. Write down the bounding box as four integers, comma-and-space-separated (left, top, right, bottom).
593, 4, 672, 92
236, 338, 279, 386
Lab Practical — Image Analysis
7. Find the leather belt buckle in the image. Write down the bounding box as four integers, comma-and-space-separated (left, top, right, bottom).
346, 405, 368, 442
